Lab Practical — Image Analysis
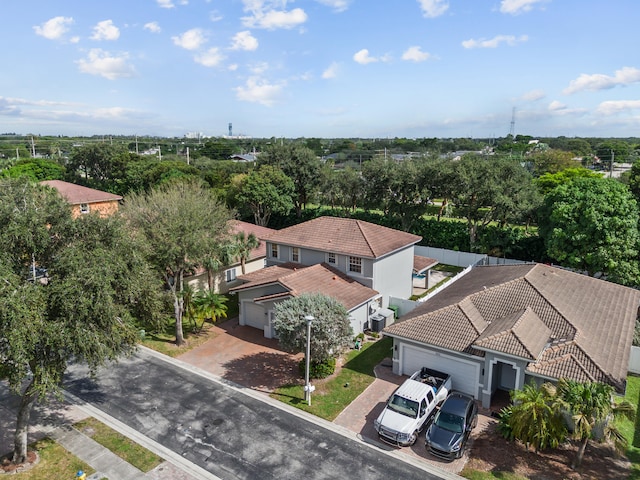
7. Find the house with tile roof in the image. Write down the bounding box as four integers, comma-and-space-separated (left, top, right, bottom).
382, 263, 640, 408
41, 180, 122, 218
187, 220, 275, 294
230, 262, 379, 337
230, 216, 422, 337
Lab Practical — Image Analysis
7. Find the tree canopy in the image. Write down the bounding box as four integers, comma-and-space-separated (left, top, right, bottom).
0, 178, 160, 465
123, 179, 234, 345
538, 176, 640, 284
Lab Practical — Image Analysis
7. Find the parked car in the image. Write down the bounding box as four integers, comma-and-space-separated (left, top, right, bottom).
373, 367, 451, 446
425, 391, 477, 460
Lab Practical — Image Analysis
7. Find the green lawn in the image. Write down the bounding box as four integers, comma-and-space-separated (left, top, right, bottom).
271, 336, 392, 421
616, 374, 640, 479
2, 438, 94, 479
74, 417, 164, 472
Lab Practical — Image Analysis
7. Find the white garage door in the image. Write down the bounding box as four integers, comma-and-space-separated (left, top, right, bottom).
401, 344, 480, 398
243, 301, 266, 331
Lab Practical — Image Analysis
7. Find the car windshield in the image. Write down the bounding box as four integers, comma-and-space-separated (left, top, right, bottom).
434, 411, 464, 433
387, 394, 419, 418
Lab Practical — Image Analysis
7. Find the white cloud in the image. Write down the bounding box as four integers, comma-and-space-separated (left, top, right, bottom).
596, 100, 640, 115
548, 100, 567, 111
230, 31, 258, 51
462, 34, 528, 49
240, 2, 307, 29
563, 67, 640, 95
322, 62, 339, 79
234, 77, 284, 106
33, 16, 74, 40
417, 0, 449, 18
157, 0, 175, 8
172, 28, 207, 50
521, 89, 545, 101
353, 49, 378, 64
500, 0, 548, 15
76, 49, 136, 80
91, 20, 120, 41
315, 0, 351, 12
210, 10, 224, 22
144, 22, 162, 33
402, 46, 431, 62
194, 48, 225, 67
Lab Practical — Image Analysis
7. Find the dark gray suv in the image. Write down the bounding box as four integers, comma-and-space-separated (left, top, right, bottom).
425, 392, 477, 460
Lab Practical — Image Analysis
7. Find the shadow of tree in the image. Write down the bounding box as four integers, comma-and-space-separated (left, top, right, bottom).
221, 351, 302, 392
466, 419, 631, 480
342, 337, 392, 377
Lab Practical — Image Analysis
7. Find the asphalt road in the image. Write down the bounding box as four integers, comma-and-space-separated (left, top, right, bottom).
63, 349, 452, 480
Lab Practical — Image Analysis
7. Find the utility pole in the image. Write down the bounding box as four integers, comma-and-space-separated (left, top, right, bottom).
610, 149, 615, 178
30, 136, 36, 157
186, 146, 190, 165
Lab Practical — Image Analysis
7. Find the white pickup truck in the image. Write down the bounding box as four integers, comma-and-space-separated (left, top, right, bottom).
373, 367, 451, 446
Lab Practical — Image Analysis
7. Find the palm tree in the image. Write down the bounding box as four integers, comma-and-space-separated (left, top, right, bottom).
556, 379, 635, 469
233, 231, 260, 275
193, 290, 228, 328
507, 381, 567, 452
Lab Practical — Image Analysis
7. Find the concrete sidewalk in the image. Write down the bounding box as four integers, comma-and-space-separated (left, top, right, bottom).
0, 382, 203, 480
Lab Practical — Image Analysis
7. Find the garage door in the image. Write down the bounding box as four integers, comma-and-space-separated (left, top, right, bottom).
401, 345, 480, 398
243, 301, 266, 331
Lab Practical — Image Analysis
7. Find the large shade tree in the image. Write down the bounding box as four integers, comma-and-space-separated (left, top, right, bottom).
0, 179, 161, 465
123, 179, 235, 345
258, 143, 322, 218
538, 176, 640, 285
448, 154, 540, 249
230, 165, 294, 227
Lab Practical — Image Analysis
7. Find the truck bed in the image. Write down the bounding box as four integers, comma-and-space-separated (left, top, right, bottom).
410, 367, 450, 392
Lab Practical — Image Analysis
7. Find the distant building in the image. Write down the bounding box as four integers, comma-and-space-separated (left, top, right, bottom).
40, 180, 122, 218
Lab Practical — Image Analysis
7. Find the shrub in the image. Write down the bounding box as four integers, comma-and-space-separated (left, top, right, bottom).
298, 357, 336, 379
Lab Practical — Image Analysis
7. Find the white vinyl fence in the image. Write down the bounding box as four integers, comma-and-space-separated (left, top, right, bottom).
629, 346, 640, 374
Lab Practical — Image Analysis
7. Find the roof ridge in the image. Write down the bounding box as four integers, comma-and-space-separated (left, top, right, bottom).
534, 353, 596, 382
355, 219, 376, 257
524, 267, 578, 335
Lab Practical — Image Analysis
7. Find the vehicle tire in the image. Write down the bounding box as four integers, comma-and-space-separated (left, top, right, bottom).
409, 430, 419, 446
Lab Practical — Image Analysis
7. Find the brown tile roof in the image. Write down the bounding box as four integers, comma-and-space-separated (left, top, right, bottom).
230, 262, 379, 311
263, 216, 421, 259
474, 307, 551, 360
41, 180, 122, 204
383, 263, 640, 391
231, 220, 275, 261
413, 255, 438, 273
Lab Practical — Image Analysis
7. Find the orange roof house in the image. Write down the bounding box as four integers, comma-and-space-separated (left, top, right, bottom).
41, 180, 122, 218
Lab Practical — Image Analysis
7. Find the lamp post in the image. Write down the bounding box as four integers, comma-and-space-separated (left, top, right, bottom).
304, 315, 314, 406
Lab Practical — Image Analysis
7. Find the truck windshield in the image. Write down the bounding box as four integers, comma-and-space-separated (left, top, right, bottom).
434, 411, 464, 433
388, 394, 419, 418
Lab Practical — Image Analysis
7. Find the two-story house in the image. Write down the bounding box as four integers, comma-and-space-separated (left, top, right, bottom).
186, 220, 275, 294
230, 216, 421, 338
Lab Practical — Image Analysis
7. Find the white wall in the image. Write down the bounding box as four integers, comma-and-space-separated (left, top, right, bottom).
629, 346, 640, 374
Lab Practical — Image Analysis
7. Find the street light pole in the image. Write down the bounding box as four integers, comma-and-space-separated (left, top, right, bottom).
304, 315, 314, 406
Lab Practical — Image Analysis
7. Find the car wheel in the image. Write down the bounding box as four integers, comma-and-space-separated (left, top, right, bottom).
457, 444, 466, 459
409, 430, 419, 446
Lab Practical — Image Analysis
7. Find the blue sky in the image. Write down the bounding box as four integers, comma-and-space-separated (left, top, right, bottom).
2, 0, 639, 139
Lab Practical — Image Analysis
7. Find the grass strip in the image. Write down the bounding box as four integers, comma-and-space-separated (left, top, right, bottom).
73, 417, 163, 473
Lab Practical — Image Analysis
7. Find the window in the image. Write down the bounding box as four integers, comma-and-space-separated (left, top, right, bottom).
327, 252, 336, 264
80, 203, 90, 214
225, 268, 237, 282
291, 247, 300, 262
270, 243, 278, 259
348, 256, 362, 274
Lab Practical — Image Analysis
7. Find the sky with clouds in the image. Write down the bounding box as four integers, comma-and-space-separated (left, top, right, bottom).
2, 0, 639, 139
